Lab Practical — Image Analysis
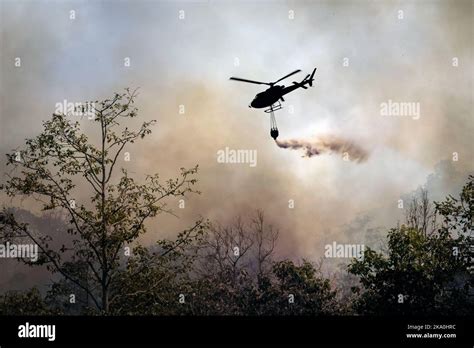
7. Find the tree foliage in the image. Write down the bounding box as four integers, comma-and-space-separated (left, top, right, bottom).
0, 89, 202, 313
348, 176, 473, 315
1, 89, 472, 316
0, 288, 58, 315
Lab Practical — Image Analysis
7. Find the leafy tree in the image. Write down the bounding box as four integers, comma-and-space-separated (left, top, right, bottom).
348, 176, 473, 315
107, 223, 206, 315
0, 89, 203, 313
0, 288, 58, 315
251, 259, 339, 315
435, 175, 473, 235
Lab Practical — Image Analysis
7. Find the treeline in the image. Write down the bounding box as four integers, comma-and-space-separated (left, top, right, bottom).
1, 176, 472, 316
0, 90, 471, 316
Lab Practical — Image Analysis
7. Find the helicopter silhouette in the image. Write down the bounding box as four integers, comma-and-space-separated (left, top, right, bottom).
230, 68, 316, 139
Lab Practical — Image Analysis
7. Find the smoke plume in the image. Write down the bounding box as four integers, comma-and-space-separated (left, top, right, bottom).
275, 135, 369, 163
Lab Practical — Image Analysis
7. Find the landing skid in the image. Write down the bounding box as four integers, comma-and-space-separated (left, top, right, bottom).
264, 101, 283, 113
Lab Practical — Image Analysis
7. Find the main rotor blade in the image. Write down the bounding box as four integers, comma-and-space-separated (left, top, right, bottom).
229, 77, 270, 85
273, 69, 301, 84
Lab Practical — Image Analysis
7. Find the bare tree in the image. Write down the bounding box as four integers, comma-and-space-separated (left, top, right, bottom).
252, 210, 278, 277
197, 210, 279, 283
405, 188, 437, 235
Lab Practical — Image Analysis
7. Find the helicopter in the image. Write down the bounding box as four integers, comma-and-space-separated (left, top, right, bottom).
230, 68, 316, 139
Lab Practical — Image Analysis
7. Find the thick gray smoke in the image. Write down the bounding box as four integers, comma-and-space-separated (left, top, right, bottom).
275, 135, 369, 163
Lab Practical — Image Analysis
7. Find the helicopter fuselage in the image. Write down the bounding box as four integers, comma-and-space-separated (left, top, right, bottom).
249, 83, 304, 108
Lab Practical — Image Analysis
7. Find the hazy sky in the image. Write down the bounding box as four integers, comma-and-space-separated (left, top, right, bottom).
1, 0, 473, 274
